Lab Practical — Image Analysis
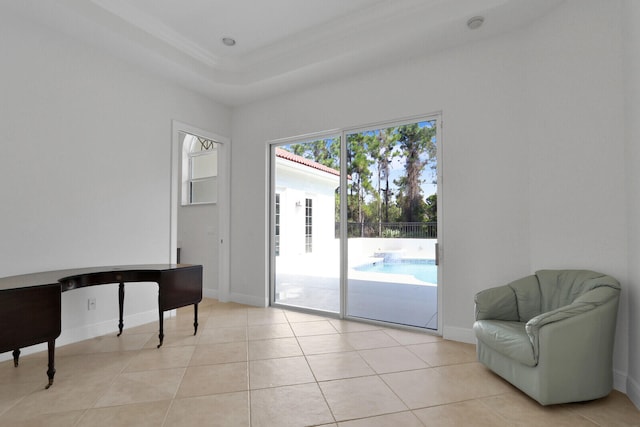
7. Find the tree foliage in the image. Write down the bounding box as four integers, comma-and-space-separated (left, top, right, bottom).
280, 121, 437, 230
395, 123, 437, 222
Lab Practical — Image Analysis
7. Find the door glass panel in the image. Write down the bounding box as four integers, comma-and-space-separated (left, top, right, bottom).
346, 121, 438, 329
272, 137, 341, 313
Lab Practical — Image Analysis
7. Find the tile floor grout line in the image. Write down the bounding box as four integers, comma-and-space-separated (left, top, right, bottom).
290, 316, 339, 426
475, 393, 531, 426
71, 408, 92, 427
370, 341, 423, 419
335, 409, 429, 427
81, 349, 131, 413
0, 381, 42, 421
245, 307, 254, 427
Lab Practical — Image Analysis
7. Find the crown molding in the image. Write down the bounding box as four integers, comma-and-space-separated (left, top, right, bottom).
90, 0, 221, 68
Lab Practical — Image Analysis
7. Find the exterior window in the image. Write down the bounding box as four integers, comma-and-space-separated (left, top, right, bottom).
305, 198, 312, 253
182, 133, 218, 205
275, 193, 280, 256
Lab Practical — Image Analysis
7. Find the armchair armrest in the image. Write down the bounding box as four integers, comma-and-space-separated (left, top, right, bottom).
525, 287, 620, 360
526, 286, 620, 332
474, 285, 518, 321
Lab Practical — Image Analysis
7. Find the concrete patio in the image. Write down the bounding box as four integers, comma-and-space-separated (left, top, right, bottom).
274, 238, 438, 330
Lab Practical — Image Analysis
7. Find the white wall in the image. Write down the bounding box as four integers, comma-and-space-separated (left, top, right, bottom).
0, 8, 230, 354
623, 0, 640, 409
522, 0, 629, 389
230, 0, 630, 393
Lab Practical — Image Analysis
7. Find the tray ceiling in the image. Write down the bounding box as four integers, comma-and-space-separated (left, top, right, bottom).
5, 0, 564, 105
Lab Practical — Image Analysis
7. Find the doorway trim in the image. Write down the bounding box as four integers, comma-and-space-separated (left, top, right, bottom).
170, 120, 231, 301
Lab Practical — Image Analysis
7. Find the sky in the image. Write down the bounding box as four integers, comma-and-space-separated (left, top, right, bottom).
280, 119, 438, 201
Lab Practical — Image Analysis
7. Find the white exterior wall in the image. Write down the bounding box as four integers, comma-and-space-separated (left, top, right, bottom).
275, 158, 339, 257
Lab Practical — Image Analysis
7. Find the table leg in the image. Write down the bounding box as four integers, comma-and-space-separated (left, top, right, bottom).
45, 340, 56, 389
12, 349, 20, 367
157, 293, 164, 348
117, 282, 125, 336
193, 303, 199, 336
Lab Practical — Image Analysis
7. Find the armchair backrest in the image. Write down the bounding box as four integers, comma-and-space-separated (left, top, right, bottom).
507, 270, 620, 322
508, 275, 540, 322
535, 270, 621, 314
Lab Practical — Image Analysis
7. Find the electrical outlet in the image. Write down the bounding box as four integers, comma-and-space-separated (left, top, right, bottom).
88, 298, 96, 311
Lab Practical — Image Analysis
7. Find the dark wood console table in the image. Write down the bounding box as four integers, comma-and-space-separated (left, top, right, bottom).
0, 264, 202, 389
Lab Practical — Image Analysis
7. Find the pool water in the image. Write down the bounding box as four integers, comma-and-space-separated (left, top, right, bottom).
354, 260, 437, 284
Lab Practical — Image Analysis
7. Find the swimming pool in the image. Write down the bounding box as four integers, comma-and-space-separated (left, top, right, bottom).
354, 259, 437, 284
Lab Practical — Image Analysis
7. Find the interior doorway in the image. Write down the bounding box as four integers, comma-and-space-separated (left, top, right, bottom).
170, 121, 230, 301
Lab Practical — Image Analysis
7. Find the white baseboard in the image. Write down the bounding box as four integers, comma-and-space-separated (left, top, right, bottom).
627, 374, 640, 410
202, 289, 266, 308
203, 288, 218, 299
443, 325, 476, 344
0, 308, 166, 362
229, 292, 268, 307
614, 369, 628, 393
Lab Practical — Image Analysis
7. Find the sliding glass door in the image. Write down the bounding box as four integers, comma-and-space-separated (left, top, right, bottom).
271, 136, 341, 313
345, 120, 438, 329
270, 116, 440, 330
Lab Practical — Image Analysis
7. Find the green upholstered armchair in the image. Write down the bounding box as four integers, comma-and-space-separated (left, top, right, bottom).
473, 270, 620, 405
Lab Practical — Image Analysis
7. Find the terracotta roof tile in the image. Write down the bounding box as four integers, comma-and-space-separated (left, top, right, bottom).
275, 147, 340, 176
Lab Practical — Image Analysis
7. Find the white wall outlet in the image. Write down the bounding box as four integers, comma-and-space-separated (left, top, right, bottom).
88, 298, 96, 311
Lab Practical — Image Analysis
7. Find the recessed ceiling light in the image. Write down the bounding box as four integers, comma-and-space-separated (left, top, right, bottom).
467, 16, 485, 30
222, 37, 236, 47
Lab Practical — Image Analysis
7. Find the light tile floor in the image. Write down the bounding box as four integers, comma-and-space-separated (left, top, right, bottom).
0, 298, 638, 426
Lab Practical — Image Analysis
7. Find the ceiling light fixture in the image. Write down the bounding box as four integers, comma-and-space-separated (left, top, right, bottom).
222, 37, 236, 47
467, 16, 485, 30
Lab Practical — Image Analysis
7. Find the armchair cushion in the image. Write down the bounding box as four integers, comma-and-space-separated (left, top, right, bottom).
474, 275, 541, 322
474, 285, 518, 321
473, 320, 536, 366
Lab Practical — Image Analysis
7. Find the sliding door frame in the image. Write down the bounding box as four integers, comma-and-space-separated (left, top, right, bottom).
268, 129, 342, 316
341, 113, 442, 335
268, 112, 443, 336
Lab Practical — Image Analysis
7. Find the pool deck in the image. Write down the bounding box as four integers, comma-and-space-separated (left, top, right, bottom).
274, 254, 438, 330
